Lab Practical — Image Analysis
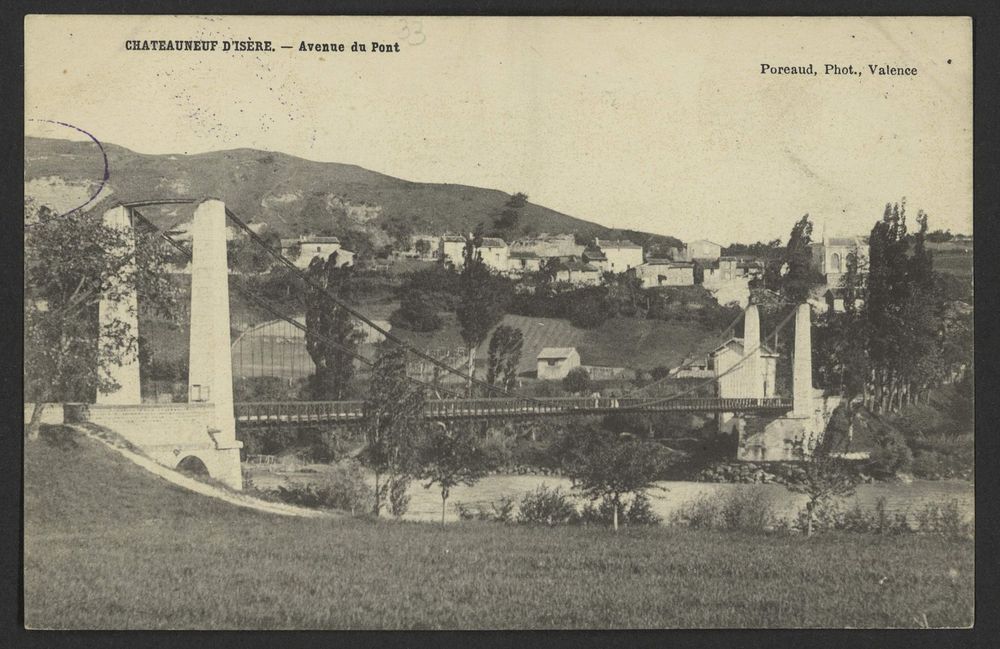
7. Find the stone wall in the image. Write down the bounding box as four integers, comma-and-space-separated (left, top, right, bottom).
68, 403, 243, 489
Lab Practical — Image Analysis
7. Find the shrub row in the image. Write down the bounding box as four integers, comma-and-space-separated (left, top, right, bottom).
456, 485, 663, 528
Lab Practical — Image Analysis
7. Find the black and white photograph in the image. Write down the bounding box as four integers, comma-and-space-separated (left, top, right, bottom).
21, 14, 975, 629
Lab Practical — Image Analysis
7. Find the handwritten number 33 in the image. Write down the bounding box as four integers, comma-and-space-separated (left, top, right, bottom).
399, 19, 426, 46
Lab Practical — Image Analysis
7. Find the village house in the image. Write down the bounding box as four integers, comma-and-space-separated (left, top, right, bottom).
711, 337, 780, 399
281, 236, 355, 270
511, 233, 584, 261
438, 234, 467, 268
595, 238, 644, 273
508, 250, 542, 275
478, 237, 510, 273
536, 347, 582, 380
581, 246, 608, 272
635, 259, 695, 288
554, 259, 602, 286
438, 234, 510, 272
684, 239, 723, 262
810, 235, 869, 286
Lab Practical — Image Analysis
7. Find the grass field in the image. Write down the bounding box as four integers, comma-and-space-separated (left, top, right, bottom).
24, 431, 974, 629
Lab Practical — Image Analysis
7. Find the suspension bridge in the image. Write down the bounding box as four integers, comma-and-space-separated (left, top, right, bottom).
83, 198, 826, 489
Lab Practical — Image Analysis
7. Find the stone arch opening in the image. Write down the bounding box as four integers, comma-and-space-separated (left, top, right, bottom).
830, 252, 842, 273
177, 455, 210, 477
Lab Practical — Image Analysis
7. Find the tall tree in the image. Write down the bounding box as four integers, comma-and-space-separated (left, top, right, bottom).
24, 204, 176, 438
304, 252, 364, 400
362, 342, 427, 517
455, 237, 509, 395
781, 214, 817, 303
485, 325, 524, 392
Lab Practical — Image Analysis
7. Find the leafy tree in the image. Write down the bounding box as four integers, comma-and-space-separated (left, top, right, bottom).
362, 343, 427, 516
781, 214, 818, 303
565, 429, 664, 532
485, 325, 524, 392
24, 204, 176, 438
562, 367, 593, 395
390, 290, 443, 332
418, 422, 493, 524
783, 457, 859, 537
304, 252, 364, 400
455, 237, 510, 394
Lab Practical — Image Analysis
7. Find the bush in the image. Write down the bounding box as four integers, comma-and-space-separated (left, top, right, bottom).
867, 426, 913, 478
480, 430, 515, 469
517, 485, 580, 525
719, 488, 775, 532
914, 499, 973, 540
272, 460, 372, 515
581, 493, 661, 527
389, 290, 443, 332
562, 367, 592, 395
671, 487, 774, 532
456, 496, 517, 523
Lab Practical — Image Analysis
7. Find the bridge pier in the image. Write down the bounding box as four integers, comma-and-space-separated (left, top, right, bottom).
96, 206, 142, 405
187, 198, 242, 488
94, 199, 242, 490
736, 303, 828, 461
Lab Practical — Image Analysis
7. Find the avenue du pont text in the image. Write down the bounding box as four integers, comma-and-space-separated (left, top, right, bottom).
124, 39, 402, 53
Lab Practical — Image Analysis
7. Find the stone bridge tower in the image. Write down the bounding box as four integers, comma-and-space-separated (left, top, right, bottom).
89, 199, 243, 489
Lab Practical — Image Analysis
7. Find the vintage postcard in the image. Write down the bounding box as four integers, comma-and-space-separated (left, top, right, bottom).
23, 15, 973, 629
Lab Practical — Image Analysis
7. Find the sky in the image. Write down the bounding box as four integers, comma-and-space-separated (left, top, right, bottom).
25, 16, 972, 245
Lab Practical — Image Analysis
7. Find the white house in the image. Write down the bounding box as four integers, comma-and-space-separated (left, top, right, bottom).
478, 237, 510, 273
710, 338, 779, 399
439, 234, 467, 268
684, 239, 723, 262
511, 234, 584, 260
596, 238, 644, 273
536, 347, 582, 380
281, 236, 354, 270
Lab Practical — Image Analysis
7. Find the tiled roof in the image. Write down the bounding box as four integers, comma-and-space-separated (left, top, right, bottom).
441, 234, 466, 242
537, 347, 577, 360
479, 237, 508, 248
597, 238, 642, 250
301, 236, 340, 244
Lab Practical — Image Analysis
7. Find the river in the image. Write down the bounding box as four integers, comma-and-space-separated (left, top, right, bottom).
245, 465, 974, 525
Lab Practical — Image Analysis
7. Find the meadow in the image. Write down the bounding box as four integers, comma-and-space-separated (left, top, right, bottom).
23, 432, 974, 629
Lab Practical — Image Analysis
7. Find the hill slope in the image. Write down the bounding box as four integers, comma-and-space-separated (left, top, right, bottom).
25, 136, 682, 249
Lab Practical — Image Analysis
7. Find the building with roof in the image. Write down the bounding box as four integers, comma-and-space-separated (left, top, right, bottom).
510, 233, 584, 260
554, 259, 601, 286
684, 239, 723, 262
536, 347, 582, 380
581, 247, 608, 272
281, 235, 354, 270
810, 235, 869, 286
596, 238, 644, 273
478, 237, 510, 273
508, 250, 542, 274
636, 259, 695, 287
710, 337, 780, 401
438, 234, 468, 268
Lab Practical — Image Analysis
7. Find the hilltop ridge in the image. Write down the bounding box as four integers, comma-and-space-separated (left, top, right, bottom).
24, 136, 683, 250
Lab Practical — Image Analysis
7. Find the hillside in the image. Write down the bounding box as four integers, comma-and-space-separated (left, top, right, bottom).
24, 136, 682, 249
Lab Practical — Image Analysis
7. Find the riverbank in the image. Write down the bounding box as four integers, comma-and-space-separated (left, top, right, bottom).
244, 463, 974, 525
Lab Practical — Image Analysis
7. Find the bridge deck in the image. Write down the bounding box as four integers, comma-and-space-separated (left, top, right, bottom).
234, 396, 793, 425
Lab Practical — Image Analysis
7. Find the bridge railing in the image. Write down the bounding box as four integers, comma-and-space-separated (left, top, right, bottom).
234, 396, 793, 423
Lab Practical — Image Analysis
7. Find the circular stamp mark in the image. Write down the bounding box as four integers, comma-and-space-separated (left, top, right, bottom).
27, 119, 110, 217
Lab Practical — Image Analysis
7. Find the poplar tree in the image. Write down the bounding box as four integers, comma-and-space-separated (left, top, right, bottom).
304, 252, 364, 400
456, 237, 509, 395
485, 325, 524, 392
